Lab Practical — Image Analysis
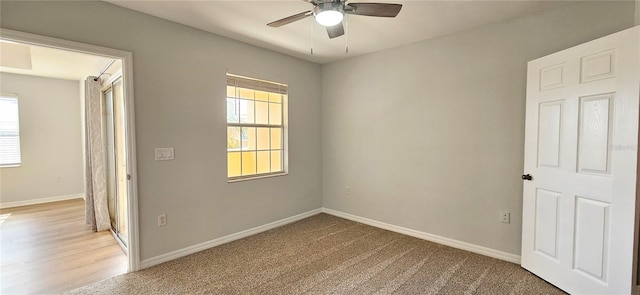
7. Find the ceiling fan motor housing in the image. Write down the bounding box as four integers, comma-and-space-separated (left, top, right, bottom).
313, 1, 345, 26
313, 2, 344, 16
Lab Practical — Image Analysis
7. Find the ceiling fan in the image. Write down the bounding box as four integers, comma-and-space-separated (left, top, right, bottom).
267, 0, 402, 39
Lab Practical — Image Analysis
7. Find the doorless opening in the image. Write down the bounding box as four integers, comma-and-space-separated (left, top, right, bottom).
0, 28, 140, 272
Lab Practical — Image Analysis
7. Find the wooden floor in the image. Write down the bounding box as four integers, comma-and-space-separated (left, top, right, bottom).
0, 199, 127, 294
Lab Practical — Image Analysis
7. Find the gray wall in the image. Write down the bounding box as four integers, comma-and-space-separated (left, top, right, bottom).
636, 0, 640, 25
0, 1, 323, 260
1, 0, 635, 262
321, 1, 636, 255
0, 73, 84, 204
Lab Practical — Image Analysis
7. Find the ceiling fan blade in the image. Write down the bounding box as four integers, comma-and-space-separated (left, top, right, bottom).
267, 10, 313, 27
346, 3, 402, 17
326, 22, 345, 39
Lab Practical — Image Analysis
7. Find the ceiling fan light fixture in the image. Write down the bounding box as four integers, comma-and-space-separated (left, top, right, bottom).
314, 3, 344, 27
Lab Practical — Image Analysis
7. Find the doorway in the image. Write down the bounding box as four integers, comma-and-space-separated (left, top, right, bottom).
0, 28, 140, 273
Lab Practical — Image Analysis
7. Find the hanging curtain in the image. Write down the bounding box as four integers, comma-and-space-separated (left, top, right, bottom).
85, 76, 111, 232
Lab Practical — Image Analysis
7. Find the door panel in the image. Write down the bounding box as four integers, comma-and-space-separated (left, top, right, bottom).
103, 77, 128, 248
539, 63, 566, 91
534, 189, 560, 259
577, 94, 613, 174
573, 197, 609, 282
522, 26, 639, 294
113, 78, 128, 246
538, 101, 563, 169
580, 49, 616, 83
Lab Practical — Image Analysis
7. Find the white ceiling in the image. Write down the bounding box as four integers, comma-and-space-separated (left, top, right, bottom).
105, 0, 575, 64
0, 41, 121, 81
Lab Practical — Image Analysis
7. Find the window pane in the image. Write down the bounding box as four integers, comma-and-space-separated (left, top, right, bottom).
228, 152, 241, 177
0, 96, 21, 166
242, 151, 256, 175
226, 98, 239, 123
242, 127, 256, 151
269, 93, 282, 103
271, 150, 282, 172
269, 103, 282, 125
226, 74, 287, 179
255, 101, 268, 125
238, 88, 254, 100
240, 100, 254, 124
271, 128, 282, 149
226, 86, 236, 98
0, 136, 20, 165
257, 151, 270, 174
255, 90, 269, 102
227, 127, 241, 151
257, 128, 269, 150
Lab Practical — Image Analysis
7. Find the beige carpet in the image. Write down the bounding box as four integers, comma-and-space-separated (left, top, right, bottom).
66, 214, 565, 295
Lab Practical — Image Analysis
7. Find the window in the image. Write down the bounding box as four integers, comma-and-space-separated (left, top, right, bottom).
0, 94, 21, 167
226, 74, 286, 180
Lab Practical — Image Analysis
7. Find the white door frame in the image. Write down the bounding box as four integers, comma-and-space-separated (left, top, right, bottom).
636, 103, 640, 293
0, 28, 141, 272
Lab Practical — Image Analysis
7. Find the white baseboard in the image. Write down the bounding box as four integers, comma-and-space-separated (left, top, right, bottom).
321, 208, 521, 264
140, 206, 520, 270
0, 194, 85, 209
140, 208, 323, 269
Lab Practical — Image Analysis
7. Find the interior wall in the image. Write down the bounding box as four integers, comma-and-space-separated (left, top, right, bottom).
636, 0, 640, 25
321, 1, 636, 256
0, 73, 84, 204
0, 1, 322, 260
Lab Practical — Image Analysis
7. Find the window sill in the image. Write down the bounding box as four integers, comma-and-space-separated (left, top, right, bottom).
0, 164, 21, 168
228, 172, 288, 183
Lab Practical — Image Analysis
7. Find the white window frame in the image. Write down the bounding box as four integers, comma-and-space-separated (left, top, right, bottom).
226, 73, 288, 181
0, 93, 21, 167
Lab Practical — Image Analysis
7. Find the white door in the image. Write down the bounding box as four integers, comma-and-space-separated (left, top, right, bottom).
522, 26, 640, 294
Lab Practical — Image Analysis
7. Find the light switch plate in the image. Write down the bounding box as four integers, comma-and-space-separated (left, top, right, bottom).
155, 148, 174, 161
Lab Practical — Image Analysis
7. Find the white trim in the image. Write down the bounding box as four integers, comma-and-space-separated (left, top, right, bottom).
123, 49, 140, 272
0, 29, 129, 60
140, 207, 520, 269
321, 208, 522, 264
140, 209, 322, 269
0, 28, 141, 272
0, 194, 85, 209
228, 172, 288, 183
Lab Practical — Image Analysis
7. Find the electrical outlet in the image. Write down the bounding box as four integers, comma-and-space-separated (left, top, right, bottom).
155, 148, 174, 161
500, 211, 510, 223
158, 214, 167, 227
345, 186, 351, 194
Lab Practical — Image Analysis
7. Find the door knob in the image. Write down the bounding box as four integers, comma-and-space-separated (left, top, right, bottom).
522, 174, 533, 181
